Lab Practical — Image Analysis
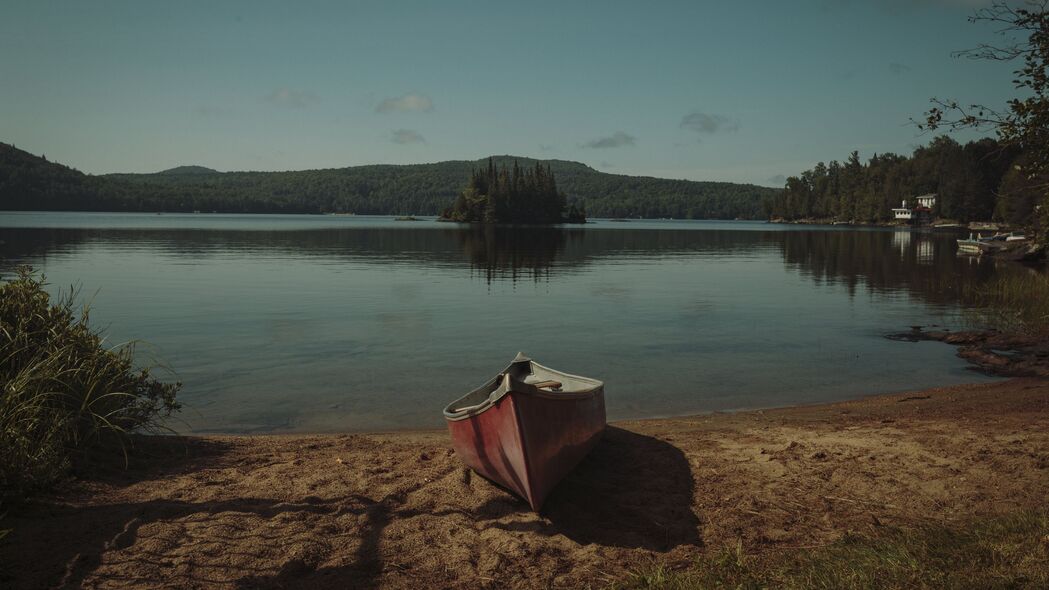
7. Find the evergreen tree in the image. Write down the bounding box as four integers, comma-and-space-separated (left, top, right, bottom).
440, 160, 582, 224
765, 136, 1025, 224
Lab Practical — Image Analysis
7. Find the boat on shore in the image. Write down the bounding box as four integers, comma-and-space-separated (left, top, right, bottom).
956, 232, 1026, 255
443, 353, 605, 511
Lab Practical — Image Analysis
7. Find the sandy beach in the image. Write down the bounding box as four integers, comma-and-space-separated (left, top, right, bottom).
3, 377, 1047, 589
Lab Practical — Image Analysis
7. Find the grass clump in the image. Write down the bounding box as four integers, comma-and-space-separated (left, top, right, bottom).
0, 266, 180, 502
970, 271, 1049, 336
614, 510, 1049, 589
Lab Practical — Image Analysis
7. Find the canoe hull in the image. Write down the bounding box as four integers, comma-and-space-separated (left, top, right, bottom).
446, 386, 605, 511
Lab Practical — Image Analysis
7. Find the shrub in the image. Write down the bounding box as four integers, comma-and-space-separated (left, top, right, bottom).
0, 266, 180, 501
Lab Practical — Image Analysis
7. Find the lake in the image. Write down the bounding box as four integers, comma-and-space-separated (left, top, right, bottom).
0, 212, 1006, 433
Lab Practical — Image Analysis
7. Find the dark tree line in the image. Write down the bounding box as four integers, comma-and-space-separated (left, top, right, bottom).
440, 159, 584, 223
764, 136, 1040, 226
0, 144, 777, 219
917, 2, 1049, 238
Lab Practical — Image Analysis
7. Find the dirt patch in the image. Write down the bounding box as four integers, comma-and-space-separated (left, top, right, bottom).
2, 378, 1048, 589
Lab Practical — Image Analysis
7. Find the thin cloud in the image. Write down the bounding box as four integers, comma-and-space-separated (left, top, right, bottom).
889, 62, 911, 75
391, 129, 426, 144
264, 88, 318, 108
376, 94, 433, 113
539, 144, 555, 152
582, 132, 636, 149
680, 112, 740, 135
767, 174, 787, 186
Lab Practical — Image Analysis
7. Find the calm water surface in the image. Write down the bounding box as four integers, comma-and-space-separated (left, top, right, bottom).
0, 212, 1006, 433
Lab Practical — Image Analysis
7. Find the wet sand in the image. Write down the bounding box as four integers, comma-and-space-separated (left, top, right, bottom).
3, 378, 1048, 589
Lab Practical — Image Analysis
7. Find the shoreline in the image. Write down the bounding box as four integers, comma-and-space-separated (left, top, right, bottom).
174, 326, 1045, 438
3, 377, 1047, 589
177, 379, 1006, 438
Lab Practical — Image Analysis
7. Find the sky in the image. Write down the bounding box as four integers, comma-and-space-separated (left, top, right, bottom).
0, 0, 1025, 186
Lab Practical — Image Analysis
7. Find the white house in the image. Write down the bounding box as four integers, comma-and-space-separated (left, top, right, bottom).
916, 194, 936, 209
893, 194, 937, 222
892, 200, 912, 220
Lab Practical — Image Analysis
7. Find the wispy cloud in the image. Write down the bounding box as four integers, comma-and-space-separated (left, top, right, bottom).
391, 129, 426, 144
889, 62, 911, 75
376, 94, 433, 113
539, 144, 555, 152
767, 174, 787, 186
680, 112, 740, 135
582, 131, 636, 149
264, 88, 319, 109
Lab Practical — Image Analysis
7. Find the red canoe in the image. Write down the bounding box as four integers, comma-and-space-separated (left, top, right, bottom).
443, 353, 606, 511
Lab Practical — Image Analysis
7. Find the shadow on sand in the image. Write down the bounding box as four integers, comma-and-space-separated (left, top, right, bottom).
0, 436, 235, 589
1, 427, 699, 590
236, 426, 700, 589
473, 425, 701, 551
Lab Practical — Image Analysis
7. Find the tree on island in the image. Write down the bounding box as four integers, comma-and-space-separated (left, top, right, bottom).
917, 1, 1049, 238
440, 158, 586, 223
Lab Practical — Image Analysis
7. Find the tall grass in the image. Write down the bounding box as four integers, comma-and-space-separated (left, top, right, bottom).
0, 266, 180, 502
615, 510, 1049, 589
968, 270, 1049, 335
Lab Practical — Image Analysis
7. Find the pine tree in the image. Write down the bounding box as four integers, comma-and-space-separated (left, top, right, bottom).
441, 159, 582, 223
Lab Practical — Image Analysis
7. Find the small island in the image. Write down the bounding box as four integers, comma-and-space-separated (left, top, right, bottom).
440, 158, 586, 224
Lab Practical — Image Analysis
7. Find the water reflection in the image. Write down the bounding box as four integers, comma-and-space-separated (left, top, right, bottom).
1, 224, 1007, 308
0, 216, 1014, 433
774, 229, 1003, 305
455, 225, 571, 283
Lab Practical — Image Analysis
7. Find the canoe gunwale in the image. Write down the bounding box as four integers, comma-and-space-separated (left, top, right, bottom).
443, 360, 603, 422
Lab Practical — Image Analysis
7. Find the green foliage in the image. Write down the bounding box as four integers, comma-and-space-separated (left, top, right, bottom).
967, 271, 1049, 335
0, 144, 778, 219
919, 2, 1049, 239
0, 266, 180, 502
612, 510, 1049, 589
765, 136, 1025, 224
441, 158, 578, 223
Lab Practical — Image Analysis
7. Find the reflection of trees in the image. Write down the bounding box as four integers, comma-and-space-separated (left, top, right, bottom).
0, 224, 1016, 301
774, 229, 1004, 306
2, 225, 775, 284
454, 225, 573, 283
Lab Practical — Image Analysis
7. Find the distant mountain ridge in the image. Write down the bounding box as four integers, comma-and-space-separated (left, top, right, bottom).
157, 165, 219, 175
0, 143, 779, 219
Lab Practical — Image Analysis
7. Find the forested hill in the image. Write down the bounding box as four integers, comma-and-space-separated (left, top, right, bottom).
157, 165, 219, 175
764, 136, 1043, 226
0, 144, 778, 219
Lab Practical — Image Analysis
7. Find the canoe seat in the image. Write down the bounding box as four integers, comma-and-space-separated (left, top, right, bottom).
529, 380, 562, 390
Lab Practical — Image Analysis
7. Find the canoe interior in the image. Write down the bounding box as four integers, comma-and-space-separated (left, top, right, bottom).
444, 357, 603, 420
